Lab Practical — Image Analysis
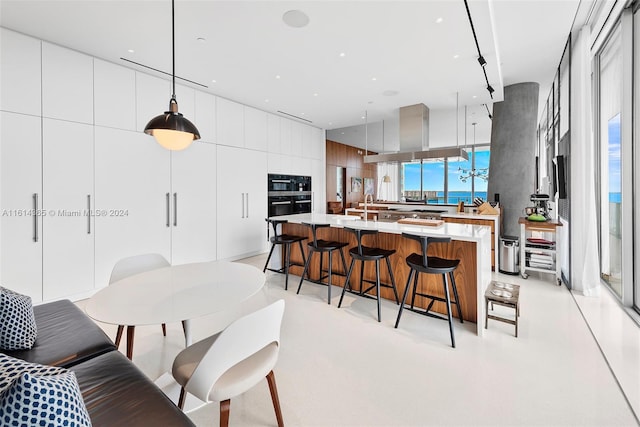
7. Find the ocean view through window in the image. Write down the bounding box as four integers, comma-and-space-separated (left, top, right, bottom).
401, 146, 490, 204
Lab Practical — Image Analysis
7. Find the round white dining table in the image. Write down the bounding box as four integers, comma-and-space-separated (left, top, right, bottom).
85, 260, 265, 359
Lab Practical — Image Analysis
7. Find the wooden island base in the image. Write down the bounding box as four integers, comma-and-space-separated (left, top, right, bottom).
282, 223, 478, 322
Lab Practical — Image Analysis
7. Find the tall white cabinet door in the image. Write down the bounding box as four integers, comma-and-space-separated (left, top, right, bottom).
42, 42, 93, 124
136, 72, 170, 133
94, 59, 136, 131
195, 92, 216, 143
42, 119, 94, 300
171, 142, 217, 264
94, 127, 171, 289
216, 146, 267, 260
1, 29, 41, 116
0, 112, 43, 301
312, 159, 326, 213
267, 114, 281, 153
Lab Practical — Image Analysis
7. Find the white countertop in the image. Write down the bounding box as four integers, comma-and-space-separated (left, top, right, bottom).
275, 213, 491, 243
440, 212, 500, 221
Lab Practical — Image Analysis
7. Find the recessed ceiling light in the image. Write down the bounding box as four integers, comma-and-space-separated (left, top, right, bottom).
127, 49, 135, 53
283, 10, 310, 28
361, 116, 365, 119
265, 99, 269, 103
301, 113, 305, 115
339, 52, 346, 57
341, 132, 345, 135
211, 79, 217, 83
472, 95, 477, 98
275, 75, 281, 79
313, 93, 318, 97
436, 17, 443, 24
329, 122, 333, 125
453, 54, 459, 59
371, 77, 377, 81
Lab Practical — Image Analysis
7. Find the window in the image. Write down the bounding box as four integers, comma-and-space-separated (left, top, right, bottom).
597, 23, 623, 298
400, 146, 490, 205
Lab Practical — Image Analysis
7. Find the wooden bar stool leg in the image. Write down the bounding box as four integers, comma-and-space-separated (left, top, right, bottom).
375, 259, 382, 322
386, 257, 400, 304
297, 249, 313, 294
449, 271, 463, 323
263, 243, 276, 273
126, 325, 135, 360
395, 269, 415, 328
442, 274, 455, 348
338, 258, 356, 308
410, 271, 419, 310
327, 251, 333, 304
359, 260, 365, 295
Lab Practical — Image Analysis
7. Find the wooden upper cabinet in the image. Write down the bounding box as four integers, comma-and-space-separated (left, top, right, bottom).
42, 42, 94, 124
1, 29, 41, 116
94, 59, 136, 131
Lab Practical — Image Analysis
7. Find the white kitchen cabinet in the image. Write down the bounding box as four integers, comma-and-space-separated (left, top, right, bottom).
301, 125, 313, 158
311, 127, 325, 160
312, 159, 326, 213
216, 145, 267, 260
136, 72, 170, 133
244, 106, 268, 151
280, 119, 292, 154
195, 92, 216, 143
175, 84, 196, 126
94, 127, 171, 289
170, 141, 217, 264
94, 59, 136, 131
216, 98, 244, 148
1, 29, 41, 116
0, 112, 43, 301
42, 119, 94, 300
290, 121, 303, 158
267, 114, 281, 153
42, 42, 93, 124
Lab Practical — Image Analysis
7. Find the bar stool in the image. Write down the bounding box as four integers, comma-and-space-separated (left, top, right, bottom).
297, 223, 348, 304
394, 233, 463, 348
338, 227, 400, 322
263, 218, 307, 290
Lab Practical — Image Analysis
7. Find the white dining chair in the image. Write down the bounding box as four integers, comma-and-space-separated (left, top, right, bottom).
172, 299, 285, 427
109, 253, 174, 348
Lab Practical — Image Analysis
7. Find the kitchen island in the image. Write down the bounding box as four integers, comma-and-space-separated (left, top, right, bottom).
273, 213, 492, 335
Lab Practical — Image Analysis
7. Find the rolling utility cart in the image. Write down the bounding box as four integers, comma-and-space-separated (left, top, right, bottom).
518, 217, 562, 285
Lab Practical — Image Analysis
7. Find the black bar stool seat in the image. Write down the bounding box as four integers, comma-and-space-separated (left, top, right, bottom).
263, 218, 307, 290
395, 233, 463, 348
338, 227, 399, 322
297, 223, 348, 304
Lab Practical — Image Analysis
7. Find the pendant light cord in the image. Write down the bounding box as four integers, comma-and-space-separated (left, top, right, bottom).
171, 0, 176, 100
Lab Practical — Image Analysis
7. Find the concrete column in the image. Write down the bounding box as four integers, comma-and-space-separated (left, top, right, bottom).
487, 82, 539, 237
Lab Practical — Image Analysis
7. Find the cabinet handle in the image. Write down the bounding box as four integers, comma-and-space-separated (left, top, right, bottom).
33, 193, 38, 242
166, 193, 171, 227
87, 195, 91, 234
246, 193, 249, 218
241, 193, 245, 218
173, 193, 178, 227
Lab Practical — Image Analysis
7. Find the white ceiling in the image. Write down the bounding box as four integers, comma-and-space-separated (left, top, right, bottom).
0, 0, 580, 146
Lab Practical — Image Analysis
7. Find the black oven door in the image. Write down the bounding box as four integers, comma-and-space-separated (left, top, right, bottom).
269, 196, 293, 217
293, 195, 312, 214
268, 175, 293, 192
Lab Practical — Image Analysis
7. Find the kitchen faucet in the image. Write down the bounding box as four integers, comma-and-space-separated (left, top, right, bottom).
363, 193, 374, 221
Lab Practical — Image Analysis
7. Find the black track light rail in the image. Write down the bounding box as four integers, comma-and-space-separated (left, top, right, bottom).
463, 0, 494, 99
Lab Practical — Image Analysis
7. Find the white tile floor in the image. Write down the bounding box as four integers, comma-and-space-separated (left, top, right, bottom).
79, 254, 640, 426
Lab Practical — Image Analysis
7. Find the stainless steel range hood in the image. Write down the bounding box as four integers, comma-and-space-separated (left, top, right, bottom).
364, 103, 468, 164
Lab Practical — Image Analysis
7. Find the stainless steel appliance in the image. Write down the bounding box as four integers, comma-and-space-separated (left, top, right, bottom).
267, 174, 312, 217
378, 208, 445, 222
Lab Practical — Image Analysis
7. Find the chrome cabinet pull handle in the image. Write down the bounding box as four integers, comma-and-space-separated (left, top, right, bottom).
246, 193, 249, 218
166, 193, 171, 227
87, 195, 91, 234
241, 193, 245, 218
33, 193, 38, 242
173, 193, 178, 227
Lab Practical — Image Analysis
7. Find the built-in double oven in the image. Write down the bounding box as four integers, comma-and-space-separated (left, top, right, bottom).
268, 174, 312, 217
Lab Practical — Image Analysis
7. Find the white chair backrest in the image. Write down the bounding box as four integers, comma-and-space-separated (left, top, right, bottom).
109, 253, 170, 285
185, 299, 285, 401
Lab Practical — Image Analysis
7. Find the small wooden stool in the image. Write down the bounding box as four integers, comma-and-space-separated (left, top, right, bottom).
485, 281, 520, 337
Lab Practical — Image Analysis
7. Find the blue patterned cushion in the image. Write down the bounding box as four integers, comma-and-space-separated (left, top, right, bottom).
0, 287, 37, 350
0, 354, 91, 427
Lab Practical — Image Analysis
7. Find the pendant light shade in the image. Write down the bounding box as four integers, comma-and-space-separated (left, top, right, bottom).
145, 98, 200, 151
145, 0, 200, 151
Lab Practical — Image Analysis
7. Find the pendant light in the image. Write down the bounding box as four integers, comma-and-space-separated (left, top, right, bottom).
144, 0, 200, 151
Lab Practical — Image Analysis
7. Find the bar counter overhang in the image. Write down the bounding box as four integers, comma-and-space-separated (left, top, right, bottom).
272, 213, 493, 336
